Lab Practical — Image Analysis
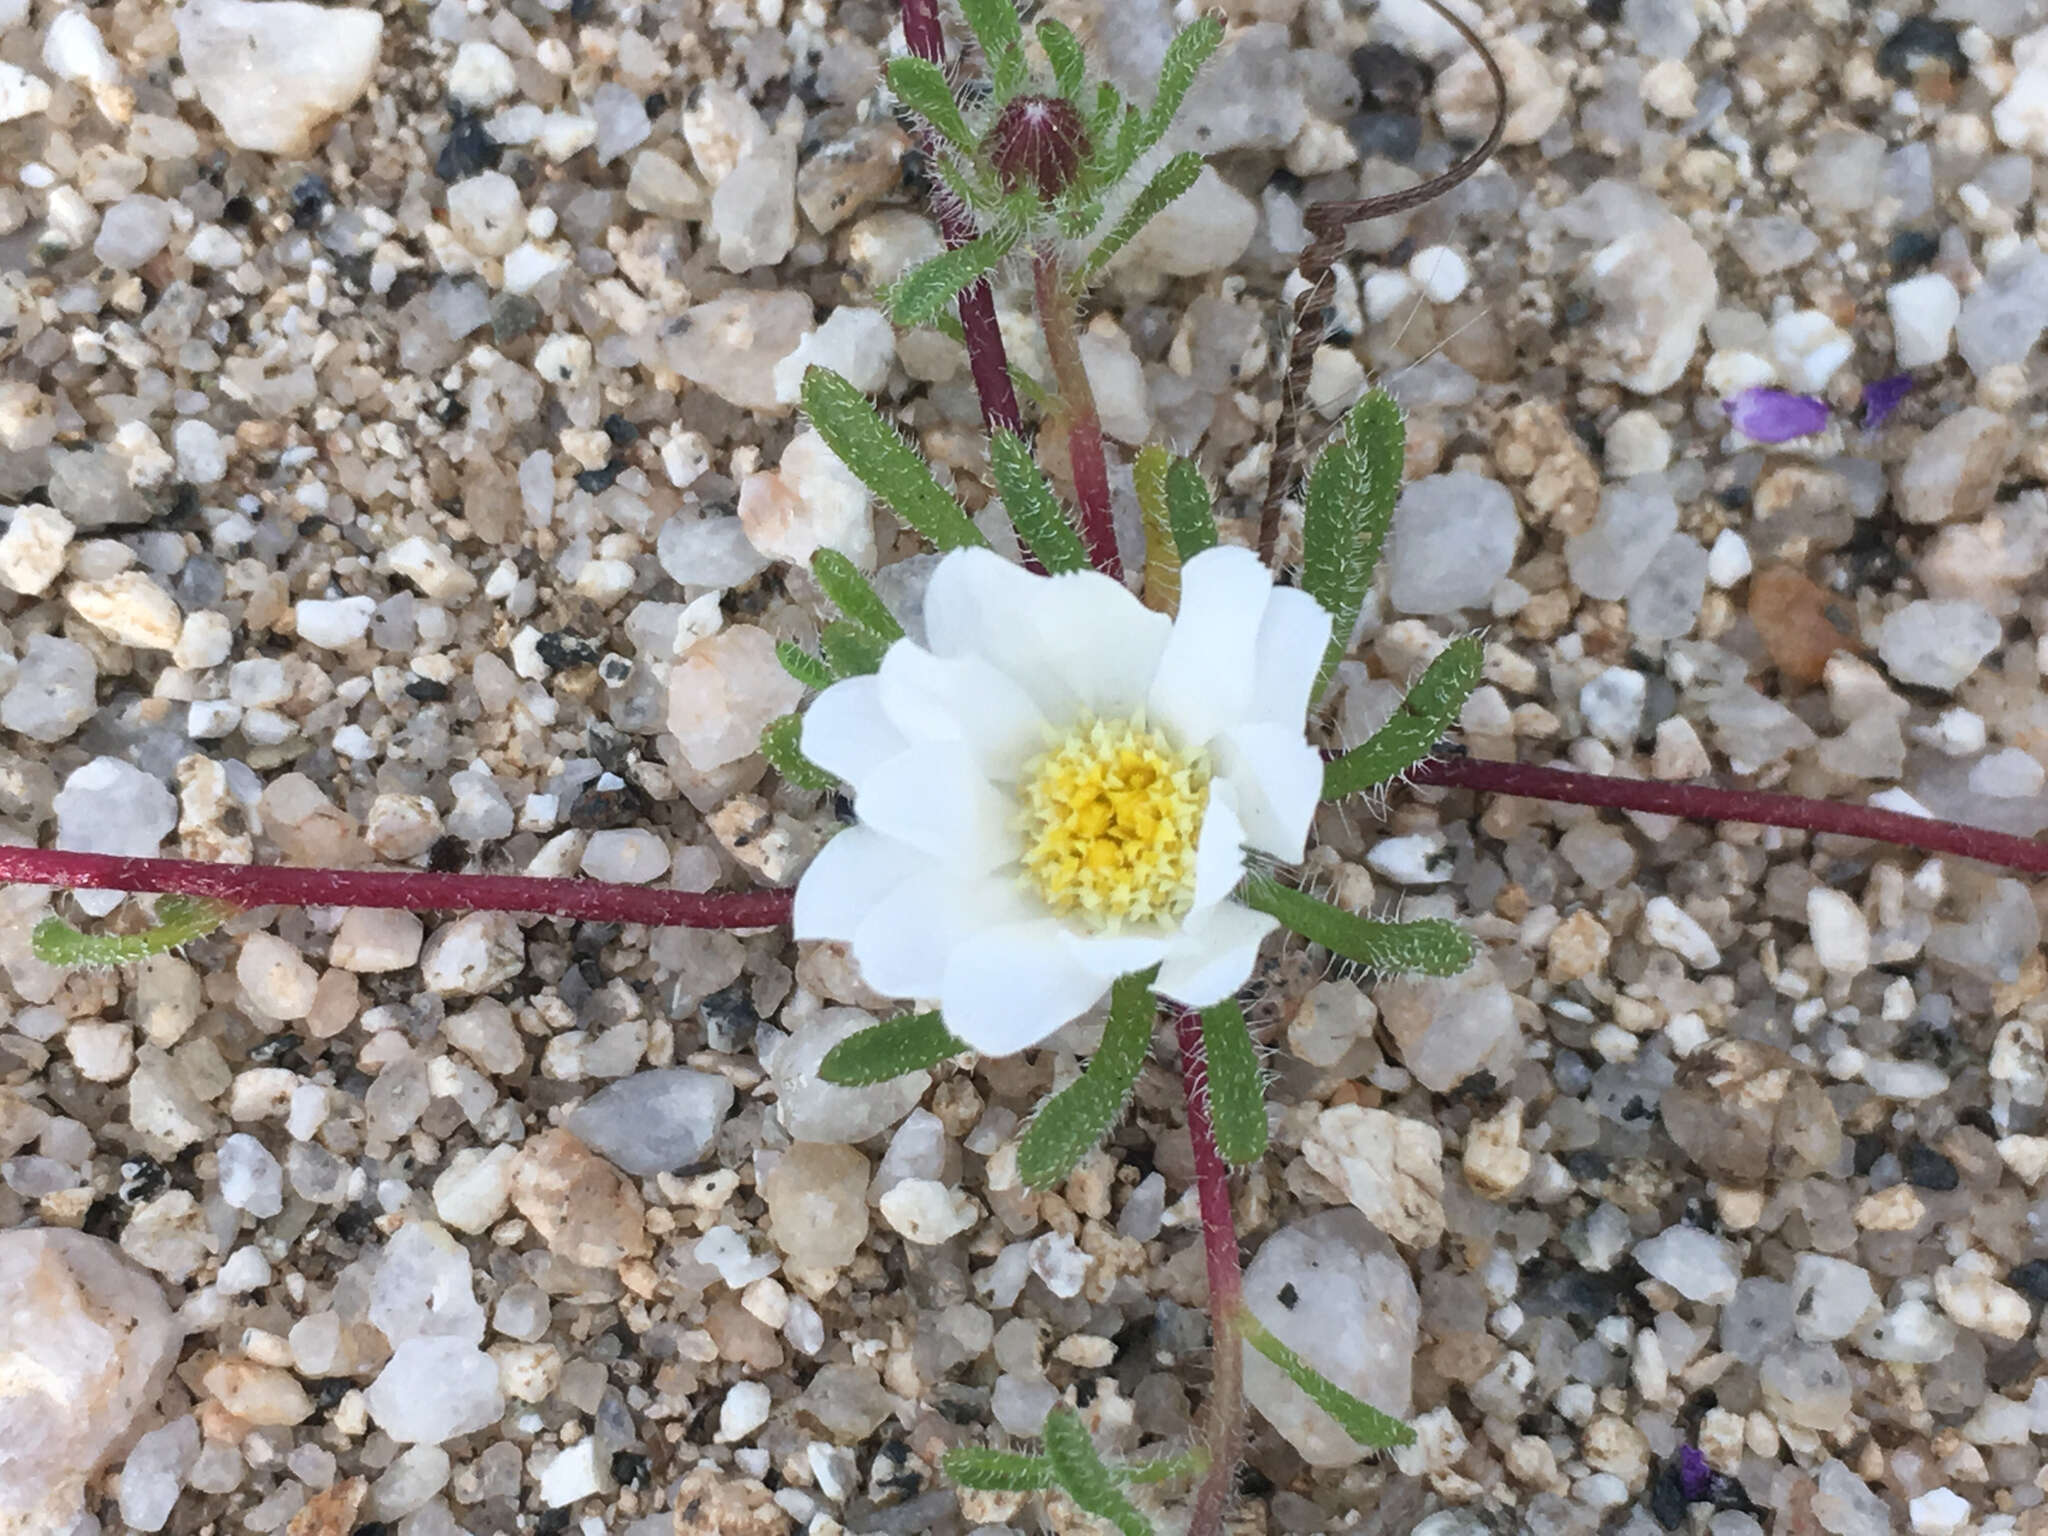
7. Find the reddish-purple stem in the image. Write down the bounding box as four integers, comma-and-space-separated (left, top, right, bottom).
1172, 1003, 1246, 1536
1408, 756, 2048, 874
0, 847, 794, 928
1032, 245, 1122, 579
901, 0, 1022, 438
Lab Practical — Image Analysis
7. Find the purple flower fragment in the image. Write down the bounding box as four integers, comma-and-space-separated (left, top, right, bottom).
1722, 387, 1830, 443
1862, 373, 1914, 430
1676, 1444, 1713, 1502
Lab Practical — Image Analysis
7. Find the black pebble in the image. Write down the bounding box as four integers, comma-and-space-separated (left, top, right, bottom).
1888, 228, 1941, 273
289, 174, 331, 228
1901, 1142, 1959, 1192
2008, 1259, 2048, 1302
1648, 1459, 1689, 1531
405, 676, 451, 702
536, 631, 601, 672
576, 461, 624, 494
437, 108, 502, 181
610, 1451, 651, 1488
1877, 16, 1968, 85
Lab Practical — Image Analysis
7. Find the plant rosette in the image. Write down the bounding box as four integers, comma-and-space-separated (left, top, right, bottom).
792, 544, 1328, 1054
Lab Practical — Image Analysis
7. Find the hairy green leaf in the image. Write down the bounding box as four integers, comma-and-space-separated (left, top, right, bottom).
1038, 18, 1087, 99
1132, 445, 1182, 612
959, 0, 1023, 69
943, 1448, 1055, 1492
801, 367, 987, 551
819, 620, 889, 678
819, 1011, 969, 1086
988, 429, 1089, 573
1303, 389, 1404, 696
776, 640, 835, 691
1145, 17, 1224, 147
1240, 1314, 1415, 1449
1322, 635, 1482, 799
1163, 456, 1217, 557
1123, 1450, 1206, 1486
1080, 152, 1202, 282
1017, 970, 1157, 1189
1043, 1407, 1151, 1536
886, 56, 975, 153
990, 38, 1027, 102
885, 230, 1018, 329
811, 549, 904, 642
32, 894, 234, 970
1200, 1000, 1268, 1166
1081, 81, 1124, 168
1056, 195, 1104, 240
1243, 877, 1473, 977
760, 714, 836, 791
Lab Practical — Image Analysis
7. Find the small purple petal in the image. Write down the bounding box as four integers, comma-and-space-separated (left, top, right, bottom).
1677, 1444, 1712, 1502
1723, 387, 1830, 443
1862, 373, 1914, 429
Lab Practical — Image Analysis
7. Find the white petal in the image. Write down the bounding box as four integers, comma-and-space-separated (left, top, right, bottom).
1212, 723, 1324, 864
1148, 546, 1278, 748
1250, 586, 1334, 725
922, 547, 1168, 723
1019, 571, 1171, 720
793, 827, 928, 942
851, 867, 1034, 999
941, 919, 1114, 1055
876, 643, 1049, 782
801, 676, 908, 787
1060, 929, 1172, 981
855, 743, 1017, 873
1189, 781, 1248, 914
1153, 902, 1281, 1007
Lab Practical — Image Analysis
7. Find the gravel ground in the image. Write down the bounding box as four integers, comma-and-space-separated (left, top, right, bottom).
1, 0, 2047, 1534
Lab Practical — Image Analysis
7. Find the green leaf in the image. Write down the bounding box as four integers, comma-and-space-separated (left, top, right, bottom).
959, 0, 1024, 68
990, 38, 1028, 102
1017, 970, 1157, 1189
886, 56, 976, 154
1200, 1000, 1268, 1166
760, 713, 836, 791
943, 1448, 1054, 1492
32, 894, 235, 970
989, 429, 1089, 574
1081, 81, 1124, 167
1163, 456, 1217, 558
1145, 17, 1223, 148
1243, 876, 1473, 977
1303, 389, 1404, 697
1123, 1450, 1206, 1486
1079, 152, 1202, 282
819, 619, 889, 677
1322, 635, 1482, 799
1132, 445, 1182, 612
885, 230, 1019, 329
1240, 1314, 1415, 1449
1056, 195, 1104, 241
819, 1011, 969, 1085
776, 640, 835, 691
1038, 18, 1087, 99
1043, 1407, 1151, 1536
801, 367, 987, 551
811, 549, 904, 643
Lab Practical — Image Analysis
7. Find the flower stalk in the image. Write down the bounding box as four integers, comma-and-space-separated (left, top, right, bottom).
1032, 243, 1122, 578
901, 0, 1023, 436
1172, 1003, 1248, 1536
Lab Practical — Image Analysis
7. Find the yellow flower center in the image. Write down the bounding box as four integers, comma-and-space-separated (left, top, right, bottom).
1016, 716, 1209, 928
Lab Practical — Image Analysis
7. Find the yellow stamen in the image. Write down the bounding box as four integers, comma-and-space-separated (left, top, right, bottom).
1017, 717, 1208, 928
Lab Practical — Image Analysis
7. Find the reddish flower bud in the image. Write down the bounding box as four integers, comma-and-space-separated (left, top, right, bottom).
985, 94, 1090, 200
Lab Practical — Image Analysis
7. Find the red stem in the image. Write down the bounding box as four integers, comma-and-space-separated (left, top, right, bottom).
902, 0, 1022, 438
1032, 245, 1121, 579
0, 847, 794, 928
1172, 1003, 1246, 1536
1408, 756, 2048, 874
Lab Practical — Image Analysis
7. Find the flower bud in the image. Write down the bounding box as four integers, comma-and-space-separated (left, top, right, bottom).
985, 94, 1089, 200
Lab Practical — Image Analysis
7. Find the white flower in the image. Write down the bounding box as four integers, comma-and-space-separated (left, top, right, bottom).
793, 544, 1330, 1054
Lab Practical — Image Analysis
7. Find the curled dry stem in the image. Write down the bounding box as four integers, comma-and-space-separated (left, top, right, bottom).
1259, 0, 1509, 562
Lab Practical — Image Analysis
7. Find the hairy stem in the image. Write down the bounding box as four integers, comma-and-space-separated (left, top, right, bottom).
0, 848, 795, 928
1258, 0, 1506, 563
902, 0, 1023, 437
1172, 1003, 1246, 1536
1409, 755, 2048, 875
1033, 243, 1122, 579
